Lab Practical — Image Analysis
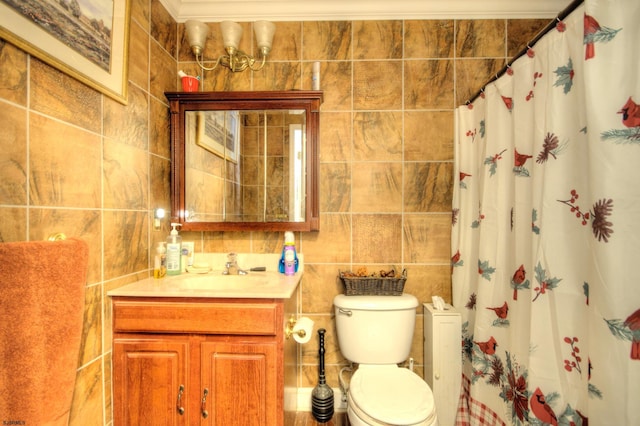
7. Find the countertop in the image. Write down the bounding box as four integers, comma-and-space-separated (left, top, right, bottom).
107, 253, 303, 299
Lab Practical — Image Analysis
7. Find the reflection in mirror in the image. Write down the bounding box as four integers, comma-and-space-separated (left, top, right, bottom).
184, 109, 306, 223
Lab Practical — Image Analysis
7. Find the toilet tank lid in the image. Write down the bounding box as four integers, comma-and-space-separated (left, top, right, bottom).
333, 294, 418, 310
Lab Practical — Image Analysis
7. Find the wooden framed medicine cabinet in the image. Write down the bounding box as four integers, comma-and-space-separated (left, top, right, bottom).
166, 91, 322, 232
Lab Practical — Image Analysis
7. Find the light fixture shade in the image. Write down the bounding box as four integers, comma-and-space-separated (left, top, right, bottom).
220, 21, 243, 50
253, 21, 276, 51
185, 20, 209, 56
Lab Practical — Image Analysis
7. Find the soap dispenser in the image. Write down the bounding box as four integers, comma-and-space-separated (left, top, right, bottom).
166, 223, 182, 276
279, 231, 298, 276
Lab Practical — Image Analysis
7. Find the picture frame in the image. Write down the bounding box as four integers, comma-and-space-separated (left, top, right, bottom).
0, 0, 131, 105
196, 111, 240, 163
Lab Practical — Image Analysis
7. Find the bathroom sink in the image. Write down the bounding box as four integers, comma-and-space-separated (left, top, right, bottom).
176, 271, 275, 290
107, 253, 303, 299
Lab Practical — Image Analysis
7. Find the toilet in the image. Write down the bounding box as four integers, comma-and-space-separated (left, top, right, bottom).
334, 293, 438, 426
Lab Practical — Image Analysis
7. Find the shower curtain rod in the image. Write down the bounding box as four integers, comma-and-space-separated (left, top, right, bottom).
464, 0, 584, 105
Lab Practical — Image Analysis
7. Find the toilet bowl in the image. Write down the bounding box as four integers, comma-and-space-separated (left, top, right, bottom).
347, 365, 438, 426
333, 294, 439, 426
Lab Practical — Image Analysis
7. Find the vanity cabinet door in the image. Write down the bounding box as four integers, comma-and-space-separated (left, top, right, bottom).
199, 340, 280, 426
113, 338, 190, 426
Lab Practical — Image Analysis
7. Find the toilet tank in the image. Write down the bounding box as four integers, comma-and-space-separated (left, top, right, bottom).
333, 294, 419, 364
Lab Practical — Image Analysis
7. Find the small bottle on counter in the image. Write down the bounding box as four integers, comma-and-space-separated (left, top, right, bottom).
166, 223, 182, 276
153, 242, 166, 279
279, 231, 298, 276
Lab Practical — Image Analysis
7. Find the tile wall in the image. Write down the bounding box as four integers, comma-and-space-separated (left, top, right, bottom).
0, 0, 547, 421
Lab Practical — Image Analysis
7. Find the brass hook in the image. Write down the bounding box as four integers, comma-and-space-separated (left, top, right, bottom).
47, 232, 67, 241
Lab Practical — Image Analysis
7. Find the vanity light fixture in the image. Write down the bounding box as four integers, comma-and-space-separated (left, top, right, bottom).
184, 20, 276, 73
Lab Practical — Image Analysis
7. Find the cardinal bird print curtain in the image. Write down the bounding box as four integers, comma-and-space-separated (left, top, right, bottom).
452, 0, 640, 425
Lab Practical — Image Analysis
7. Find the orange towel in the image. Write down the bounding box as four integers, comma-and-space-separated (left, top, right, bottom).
0, 238, 88, 426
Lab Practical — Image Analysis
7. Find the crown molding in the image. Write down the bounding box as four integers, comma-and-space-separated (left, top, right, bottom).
159, 0, 573, 22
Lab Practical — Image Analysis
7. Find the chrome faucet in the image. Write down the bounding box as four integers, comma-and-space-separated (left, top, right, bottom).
223, 252, 248, 275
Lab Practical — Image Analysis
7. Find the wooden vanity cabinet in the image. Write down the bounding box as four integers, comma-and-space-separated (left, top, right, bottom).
112, 297, 288, 426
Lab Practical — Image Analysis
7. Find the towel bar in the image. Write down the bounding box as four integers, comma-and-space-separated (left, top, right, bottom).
47, 232, 67, 241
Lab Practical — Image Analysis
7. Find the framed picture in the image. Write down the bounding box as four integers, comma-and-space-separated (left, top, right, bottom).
196, 111, 240, 163
0, 0, 131, 105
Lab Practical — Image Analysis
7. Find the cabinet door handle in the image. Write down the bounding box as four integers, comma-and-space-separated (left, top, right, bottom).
201, 388, 209, 419
176, 384, 185, 415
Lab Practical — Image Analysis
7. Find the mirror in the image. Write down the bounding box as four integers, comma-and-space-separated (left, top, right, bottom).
166, 91, 322, 231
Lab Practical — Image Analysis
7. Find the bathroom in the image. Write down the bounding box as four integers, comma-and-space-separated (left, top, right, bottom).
0, 0, 559, 424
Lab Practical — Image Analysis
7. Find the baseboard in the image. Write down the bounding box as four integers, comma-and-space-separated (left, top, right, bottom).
297, 387, 348, 412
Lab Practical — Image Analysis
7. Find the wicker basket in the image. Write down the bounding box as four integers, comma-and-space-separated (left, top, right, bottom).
339, 270, 407, 296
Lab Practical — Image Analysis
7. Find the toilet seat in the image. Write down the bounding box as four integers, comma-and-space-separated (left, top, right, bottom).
349, 365, 437, 425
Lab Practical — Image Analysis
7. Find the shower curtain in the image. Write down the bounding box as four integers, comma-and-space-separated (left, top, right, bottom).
452, 0, 640, 424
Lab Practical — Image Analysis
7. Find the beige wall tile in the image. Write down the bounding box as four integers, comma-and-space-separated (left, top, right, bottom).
130, 0, 149, 31
353, 111, 402, 161
103, 139, 149, 210
104, 84, 149, 149
455, 57, 504, 105
352, 213, 402, 263
127, 21, 150, 91
69, 358, 104, 426
29, 113, 101, 208
0, 41, 28, 105
404, 265, 453, 309
404, 110, 454, 162
0, 207, 27, 242
150, 96, 170, 158
507, 19, 550, 57
351, 162, 402, 213
269, 21, 302, 61
303, 214, 351, 263
302, 21, 352, 61
301, 264, 348, 313
149, 153, 171, 214
30, 59, 102, 134
312, 61, 352, 109
150, 39, 178, 100
78, 284, 102, 366
404, 162, 453, 213
404, 20, 454, 59
103, 353, 112, 424
403, 213, 452, 263
353, 60, 402, 110
151, 0, 177, 58
103, 210, 148, 280
0, 103, 27, 205
353, 20, 403, 60
456, 19, 506, 58
319, 111, 352, 162
252, 61, 302, 91
320, 163, 351, 213
404, 59, 454, 109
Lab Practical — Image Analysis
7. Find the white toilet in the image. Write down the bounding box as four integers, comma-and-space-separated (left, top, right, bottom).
334, 293, 438, 426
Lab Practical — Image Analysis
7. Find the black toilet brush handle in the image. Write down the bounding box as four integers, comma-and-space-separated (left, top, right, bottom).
318, 328, 326, 384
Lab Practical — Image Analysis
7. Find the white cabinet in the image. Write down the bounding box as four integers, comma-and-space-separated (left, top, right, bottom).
423, 303, 461, 426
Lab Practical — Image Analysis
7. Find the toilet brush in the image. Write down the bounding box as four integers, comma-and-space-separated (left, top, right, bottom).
312, 328, 334, 423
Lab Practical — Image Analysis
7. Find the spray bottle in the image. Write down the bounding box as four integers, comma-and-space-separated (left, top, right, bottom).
279, 231, 298, 276
166, 223, 182, 275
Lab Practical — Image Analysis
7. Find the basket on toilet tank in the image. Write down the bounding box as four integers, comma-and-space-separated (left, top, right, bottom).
339, 269, 407, 296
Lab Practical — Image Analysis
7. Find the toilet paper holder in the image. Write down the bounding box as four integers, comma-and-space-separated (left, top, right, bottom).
285, 316, 307, 340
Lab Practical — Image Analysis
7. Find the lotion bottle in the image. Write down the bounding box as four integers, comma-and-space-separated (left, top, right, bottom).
166, 223, 182, 275
279, 231, 298, 276
153, 242, 166, 279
